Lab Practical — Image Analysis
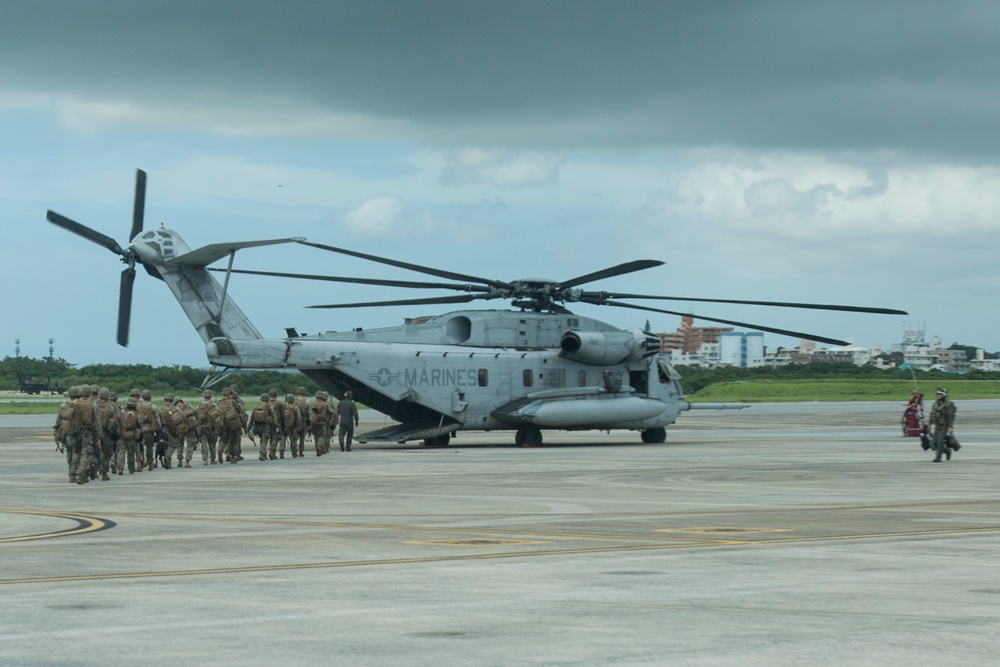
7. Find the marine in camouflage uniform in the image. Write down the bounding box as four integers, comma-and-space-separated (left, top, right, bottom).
217, 387, 244, 464
197, 390, 223, 465
175, 398, 200, 468
231, 385, 247, 459
291, 387, 311, 458
309, 391, 338, 456
158, 394, 187, 470
96, 388, 120, 480
250, 393, 275, 460
118, 398, 142, 474
76, 385, 103, 482
136, 389, 161, 471
284, 393, 303, 458
54, 386, 83, 483
269, 389, 287, 459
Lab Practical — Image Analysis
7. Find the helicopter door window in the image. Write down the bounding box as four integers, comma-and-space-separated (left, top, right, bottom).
478, 369, 488, 387
578, 370, 587, 387
523, 369, 533, 387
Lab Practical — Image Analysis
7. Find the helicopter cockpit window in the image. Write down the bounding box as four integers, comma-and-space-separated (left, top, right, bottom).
478, 369, 488, 387
523, 369, 533, 387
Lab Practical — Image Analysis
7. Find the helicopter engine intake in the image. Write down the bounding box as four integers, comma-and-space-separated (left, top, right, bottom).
559, 328, 662, 366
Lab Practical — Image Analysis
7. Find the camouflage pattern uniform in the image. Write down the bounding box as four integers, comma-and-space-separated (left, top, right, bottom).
284, 393, 303, 458
54, 386, 83, 483
291, 387, 310, 458
159, 394, 187, 470
928, 387, 957, 462
175, 398, 200, 467
137, 389, 161, 471
95, 388, 120, 480
118, 399, 141, 474
197, 390, 223, 464
250, 394, 275, 461
76, 386, 103, 482
217, 387, 244, 464
231, 386, 247, 459
269, 389, 287, 459
309, 391, 338, 456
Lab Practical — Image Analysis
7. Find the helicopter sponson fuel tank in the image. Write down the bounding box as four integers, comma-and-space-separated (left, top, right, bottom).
44, 168, 908, 447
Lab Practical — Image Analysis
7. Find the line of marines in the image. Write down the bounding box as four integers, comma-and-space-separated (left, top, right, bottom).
54, 384, 360, 485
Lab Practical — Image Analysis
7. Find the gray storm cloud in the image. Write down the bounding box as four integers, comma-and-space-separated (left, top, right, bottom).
2, 1, 999, 155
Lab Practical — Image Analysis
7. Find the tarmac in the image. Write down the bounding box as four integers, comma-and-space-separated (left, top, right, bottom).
3, 400, 1000, 666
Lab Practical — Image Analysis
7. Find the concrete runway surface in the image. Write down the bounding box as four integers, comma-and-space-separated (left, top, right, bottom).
3, 401, 999, 666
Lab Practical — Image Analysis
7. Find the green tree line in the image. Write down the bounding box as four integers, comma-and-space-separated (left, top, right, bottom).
1, 356, 322, 398
674, 362, 1000, 395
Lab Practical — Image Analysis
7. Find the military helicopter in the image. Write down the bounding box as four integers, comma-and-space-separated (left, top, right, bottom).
46, 169, 907, 446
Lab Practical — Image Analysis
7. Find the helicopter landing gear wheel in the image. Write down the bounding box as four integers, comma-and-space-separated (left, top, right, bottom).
515, 425, 543, 447
641, 427, 667, 444
423, 433, 451, 447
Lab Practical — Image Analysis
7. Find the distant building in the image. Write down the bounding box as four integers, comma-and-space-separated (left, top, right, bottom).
656, 315, 733, 354
719, 331, 765, 368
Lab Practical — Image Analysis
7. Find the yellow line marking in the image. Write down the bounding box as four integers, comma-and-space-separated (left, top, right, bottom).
4, 525, 1000, 586
656, 527, 792, 535
0, 509, 111, 543
106, 513, 720, 543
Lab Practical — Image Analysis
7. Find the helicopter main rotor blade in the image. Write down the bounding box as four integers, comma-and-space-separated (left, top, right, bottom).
297, 240, 514, 290
47, 210, 124, 256
596, 300, 852, 346
587, 292, 908, 315
559, 260, 664, 290
307, 294, 488, 310
130, 169, 146, 242
206, 267, 492, 292
117, 266, 135, 347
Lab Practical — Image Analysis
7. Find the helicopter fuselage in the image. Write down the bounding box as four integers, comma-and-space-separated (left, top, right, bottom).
205, 309, 688, 441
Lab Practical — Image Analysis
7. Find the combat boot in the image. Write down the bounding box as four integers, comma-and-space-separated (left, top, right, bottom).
184, 460, 192, 468
163, 457, 171, 470
101, 471, 110, 481
69, 474, 77, 483
268, 452, 277, 460
77, 475, 88, 484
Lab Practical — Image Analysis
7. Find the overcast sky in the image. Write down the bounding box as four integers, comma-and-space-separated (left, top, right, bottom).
2, 1, 998, 368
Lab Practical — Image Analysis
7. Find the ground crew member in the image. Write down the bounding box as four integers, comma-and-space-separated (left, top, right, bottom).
54, 386, 83, 483
310, 391, 338, 456
137, 389, 160, 471
197, 390, 223, 464
928, 387, 957, 462
338, 391, 360, 451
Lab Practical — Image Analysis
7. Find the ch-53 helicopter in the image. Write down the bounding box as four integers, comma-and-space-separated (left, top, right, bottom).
46, 169, 907, 447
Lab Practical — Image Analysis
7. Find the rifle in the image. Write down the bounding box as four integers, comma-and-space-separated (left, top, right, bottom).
243, 425, 257, 447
